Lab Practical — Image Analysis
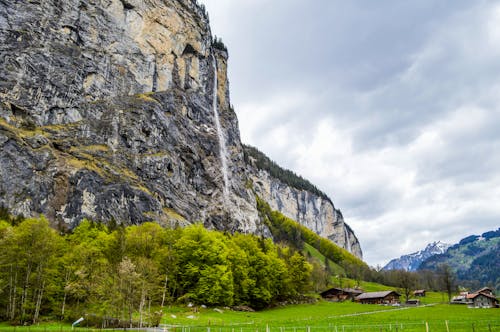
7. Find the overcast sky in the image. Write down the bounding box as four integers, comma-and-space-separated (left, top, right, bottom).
201, 0, 500, 267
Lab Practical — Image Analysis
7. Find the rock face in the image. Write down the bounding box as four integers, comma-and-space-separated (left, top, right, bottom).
250, 168, 362, 258
0, 0, 259, 232
0, 0, 361, 257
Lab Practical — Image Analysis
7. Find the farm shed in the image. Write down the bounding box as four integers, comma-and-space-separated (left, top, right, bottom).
320, 287, 363, 302
355, 291, 401, 305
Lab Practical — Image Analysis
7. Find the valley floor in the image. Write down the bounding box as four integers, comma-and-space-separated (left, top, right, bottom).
1, 299, 498, 332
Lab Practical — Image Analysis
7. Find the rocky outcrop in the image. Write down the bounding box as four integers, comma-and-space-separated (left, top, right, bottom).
250, 168, 362, 258
0, 0, 361, 257
0, 0, 259, 232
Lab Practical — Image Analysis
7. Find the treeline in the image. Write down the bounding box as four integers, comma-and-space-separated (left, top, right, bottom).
256, 197, 369, 280
0, 217, 315, 326
255, 198, 464, 299
370, 265, 459, 302
212, 36, 227, 52
243, 145, 331, 202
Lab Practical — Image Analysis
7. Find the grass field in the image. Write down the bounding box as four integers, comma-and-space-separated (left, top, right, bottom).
0, 300, 498, 332
156, 301, 499, 332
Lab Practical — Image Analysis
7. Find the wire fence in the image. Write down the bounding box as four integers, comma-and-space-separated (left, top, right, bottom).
0, 320, 499, 332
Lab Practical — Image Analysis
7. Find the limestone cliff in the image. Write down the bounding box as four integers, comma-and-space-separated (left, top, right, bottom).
0, 0, 259, 232
244, 147, 362, 258
0, 0, 361, 258
253, 168, 362, 258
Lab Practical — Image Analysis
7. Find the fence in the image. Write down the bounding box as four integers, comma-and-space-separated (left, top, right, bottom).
0, 320, 499, 332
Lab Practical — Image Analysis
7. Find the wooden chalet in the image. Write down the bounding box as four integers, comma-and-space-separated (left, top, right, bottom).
320, 287, 363, 302
475, 287, 495, 297
451, 287, 498, 308
467, 293, 499, 308
450, 294, 468, 304
413, 289, 426, 297
355, 291, 400, 305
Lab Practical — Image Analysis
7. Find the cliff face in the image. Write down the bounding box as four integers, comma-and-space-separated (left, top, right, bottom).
0, 0, 259, 232
250, 168, 362, 258
0, 0, 361, 257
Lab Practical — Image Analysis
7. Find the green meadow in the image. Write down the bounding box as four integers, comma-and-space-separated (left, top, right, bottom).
0, 300, 498, 332
158, 301, 499, 332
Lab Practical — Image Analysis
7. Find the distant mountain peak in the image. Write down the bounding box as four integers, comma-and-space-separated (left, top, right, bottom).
418, 228, 500, 292
383, 241, 451, 271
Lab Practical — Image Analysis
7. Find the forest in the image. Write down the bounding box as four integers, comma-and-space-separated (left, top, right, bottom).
0, 206, 461, 328
0, 216, 313, 327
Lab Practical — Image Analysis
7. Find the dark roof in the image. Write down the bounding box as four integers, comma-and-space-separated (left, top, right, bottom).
467, 293, 498, 301
475, 287, 494, 294
343, 288, 363, 294
320, 287, 342, 296
320, 287, 363, 297
356, 291, 400, 300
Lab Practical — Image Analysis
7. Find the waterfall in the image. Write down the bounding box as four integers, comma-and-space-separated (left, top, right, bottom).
344, 226, 352, 253
212, 56, 230, 202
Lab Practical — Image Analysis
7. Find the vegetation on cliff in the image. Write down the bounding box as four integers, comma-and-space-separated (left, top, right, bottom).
243, 145, 331, 202
255, 197, 368, 280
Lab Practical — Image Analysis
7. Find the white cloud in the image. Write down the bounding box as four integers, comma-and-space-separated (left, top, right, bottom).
202, 0, 500, 266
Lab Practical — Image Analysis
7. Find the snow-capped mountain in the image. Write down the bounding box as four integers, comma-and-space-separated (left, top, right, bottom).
383, 241, 450, 271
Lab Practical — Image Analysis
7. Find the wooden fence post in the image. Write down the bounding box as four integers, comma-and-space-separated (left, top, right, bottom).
425, 321, 429, 332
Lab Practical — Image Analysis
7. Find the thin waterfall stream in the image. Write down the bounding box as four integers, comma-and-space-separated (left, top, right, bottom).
212, 56, 230, 203
344, 226, 352, 253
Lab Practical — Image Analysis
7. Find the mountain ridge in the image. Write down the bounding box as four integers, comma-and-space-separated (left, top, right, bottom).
418, 228, 500, 291
383, 241, 450, 271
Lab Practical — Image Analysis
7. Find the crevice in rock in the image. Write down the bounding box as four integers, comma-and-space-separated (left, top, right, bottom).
119, 0, 135, 10
152, 57, 158, 92
10, 103, 27, 117
61, 24, 84, 45
182, 43, 198, 56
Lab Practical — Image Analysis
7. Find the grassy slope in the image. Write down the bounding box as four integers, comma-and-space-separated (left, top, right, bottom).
303, 242, 346, 276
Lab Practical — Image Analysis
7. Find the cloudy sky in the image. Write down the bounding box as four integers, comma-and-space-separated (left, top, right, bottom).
201, 0, 500, 267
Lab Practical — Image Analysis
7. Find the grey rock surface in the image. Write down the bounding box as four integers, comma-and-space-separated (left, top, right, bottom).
0, 0, 361, 257
250, 168, 363, 258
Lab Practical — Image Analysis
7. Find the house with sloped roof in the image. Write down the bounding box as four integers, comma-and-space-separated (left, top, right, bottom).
467, 292, 499, 308
475, 287, 495, 297
320, 287, 363, 302
355, 291, 400, 305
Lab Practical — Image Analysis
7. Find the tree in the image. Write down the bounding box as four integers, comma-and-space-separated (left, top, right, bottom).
174, 224, 234, 306
117, 257, 142, 328
0, 217, 62, 324
395, 270, 418, 302
438, 264, 456, 302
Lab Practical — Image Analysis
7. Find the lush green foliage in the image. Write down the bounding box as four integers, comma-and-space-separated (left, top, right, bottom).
243, 145, 331, 202
256, 197, 369, 281
0, 217, 315, 326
